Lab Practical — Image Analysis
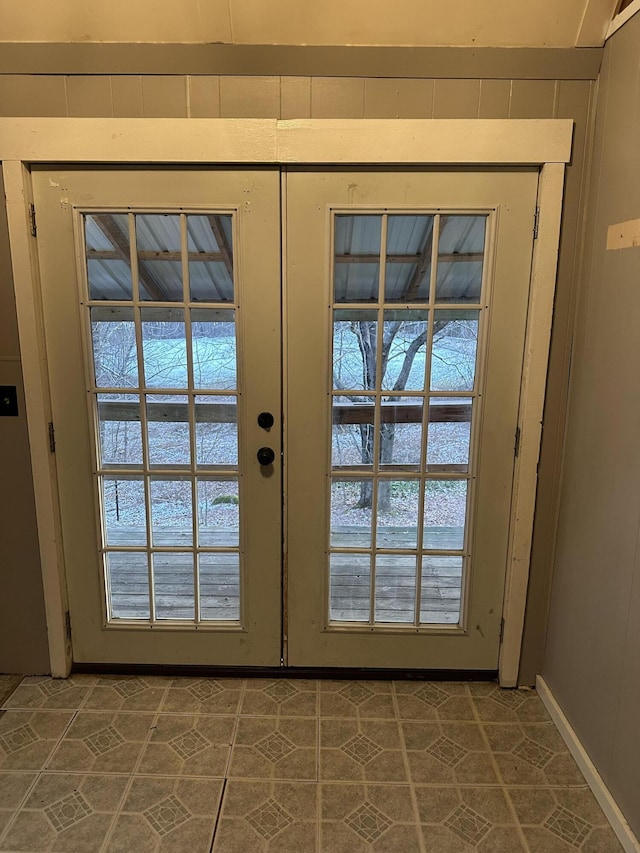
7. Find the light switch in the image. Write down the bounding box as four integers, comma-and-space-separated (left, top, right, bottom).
0, 386, 18, 417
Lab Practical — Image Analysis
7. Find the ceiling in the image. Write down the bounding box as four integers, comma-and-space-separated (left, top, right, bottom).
0, 0, 621, 47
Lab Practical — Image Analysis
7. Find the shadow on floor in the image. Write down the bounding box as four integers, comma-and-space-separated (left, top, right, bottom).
0, 674, 22, 706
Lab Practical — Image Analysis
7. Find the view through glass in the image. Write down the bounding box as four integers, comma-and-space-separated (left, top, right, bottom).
330, 212, 487, 626
83, 211, 241, 624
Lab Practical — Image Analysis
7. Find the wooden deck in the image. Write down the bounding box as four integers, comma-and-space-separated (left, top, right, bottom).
105, 526, 463, 624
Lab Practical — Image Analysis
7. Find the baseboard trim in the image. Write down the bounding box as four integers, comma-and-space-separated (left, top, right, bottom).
72, 663, 498, 681
536, 675, 640, 853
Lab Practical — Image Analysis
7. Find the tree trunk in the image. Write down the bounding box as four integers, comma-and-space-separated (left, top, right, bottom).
377, 424, 395, 512
356, 422, 374, 508
346, 318, 436, 512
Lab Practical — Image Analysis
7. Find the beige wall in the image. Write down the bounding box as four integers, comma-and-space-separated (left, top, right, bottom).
0, 0, 618, 47
0, 61, 595, 677
543, 12, 640, 838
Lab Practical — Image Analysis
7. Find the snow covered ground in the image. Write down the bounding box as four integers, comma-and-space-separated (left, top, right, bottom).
97, 320, 474, 533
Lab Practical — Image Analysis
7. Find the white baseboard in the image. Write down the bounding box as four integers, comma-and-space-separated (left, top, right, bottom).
537, 675, 640, 853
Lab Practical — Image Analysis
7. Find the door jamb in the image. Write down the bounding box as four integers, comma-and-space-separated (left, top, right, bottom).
0, 118, 571, 682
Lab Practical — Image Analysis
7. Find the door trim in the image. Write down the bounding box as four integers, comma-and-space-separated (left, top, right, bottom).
0, 118, 571, 683
0, 117, 571, 165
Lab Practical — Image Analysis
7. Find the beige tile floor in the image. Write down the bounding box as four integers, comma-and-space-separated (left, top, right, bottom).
0, 675, 624, 852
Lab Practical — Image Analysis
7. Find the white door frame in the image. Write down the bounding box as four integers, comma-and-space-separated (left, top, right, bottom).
0, 118, 572, 683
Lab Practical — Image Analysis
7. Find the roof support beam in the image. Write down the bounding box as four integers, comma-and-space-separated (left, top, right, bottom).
207, 215, 234, 279
91, 214, 167, 301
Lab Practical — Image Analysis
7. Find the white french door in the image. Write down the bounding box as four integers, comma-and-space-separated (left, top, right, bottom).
33, 165, 538, 670
285, 168, 539, 669
33, 168, 283, 665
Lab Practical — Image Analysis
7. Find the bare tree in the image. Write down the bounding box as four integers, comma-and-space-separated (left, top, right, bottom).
333, 316, 472, 511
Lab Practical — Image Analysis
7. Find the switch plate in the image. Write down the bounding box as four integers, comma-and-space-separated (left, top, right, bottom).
0, 386, 18, 417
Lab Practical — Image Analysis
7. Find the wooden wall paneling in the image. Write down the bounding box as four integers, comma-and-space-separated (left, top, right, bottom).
142, 76, 188, 117
280, 76, 311, 119
188, 76, 221, 118
66, 75, 113, 117
111, 76, 144, 117
311, 77, 366, 118
363, 78, 434, 118
432, 79, 482, 118
219, 76, 281, 118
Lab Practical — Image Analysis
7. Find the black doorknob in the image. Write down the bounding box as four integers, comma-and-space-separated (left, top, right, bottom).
257, 411, 274, 429
257, 447, 275, 466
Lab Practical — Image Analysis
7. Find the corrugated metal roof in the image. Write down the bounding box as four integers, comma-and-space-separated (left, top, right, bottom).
334, 213, 486, 304
386, 215, 433, 302
436, 215, 486, 303
85, 209, 486, 305
84, 213, 234, 302
334, 214, 381, 302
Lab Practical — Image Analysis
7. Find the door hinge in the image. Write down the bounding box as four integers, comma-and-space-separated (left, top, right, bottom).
48, 422, 56, 453
65, 611, 72, 641
28, 203, 37, 237
514, 426, 521, 458
499, 617, 505, 643
533, 206, 540, 240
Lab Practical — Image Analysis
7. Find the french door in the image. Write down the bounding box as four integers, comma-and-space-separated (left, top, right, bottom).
33, 168, 283, 665
32, 165, 538, 669
286, 169, 538, 669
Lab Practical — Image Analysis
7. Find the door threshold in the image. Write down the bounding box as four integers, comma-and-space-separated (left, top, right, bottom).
72, 663, 498, 681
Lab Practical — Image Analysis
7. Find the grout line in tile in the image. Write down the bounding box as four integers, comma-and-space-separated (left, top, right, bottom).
38, 708, 79, 774
120, 771, 228, 781
160, 676, 173, 708
98, 772, 137, 853
470, 690, 531, 853
96, 695, 170, 853
2, 705, 88, 713
317, 780, 324, 851
239, 706, 320, 718
398, 780, 591, 788
78, 681, 98, 711
322, 780, 418, 790
41, 768, 150, 777
227, 776, 538, 787
225, 776, 319, 784
392, 682, 428, 853
480, 720, 553, 729
237, 677, 247, 708
208, 777, 227, 853
128, 708, 163, 777
222, 679, 247, 778
8, 768, 590, 788
316, 713, 401, 720
223, 714, 241, 778
315, 695, 321, 850
0, 770, 41, 849
316, 691, 320, 783
3, 704, 242, 715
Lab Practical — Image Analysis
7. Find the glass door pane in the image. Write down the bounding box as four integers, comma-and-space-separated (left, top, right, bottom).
328, 212, 487, 627
84, 211, 242, 625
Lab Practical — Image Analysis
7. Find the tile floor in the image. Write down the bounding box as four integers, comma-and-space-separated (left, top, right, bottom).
0, 675, 624, 852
